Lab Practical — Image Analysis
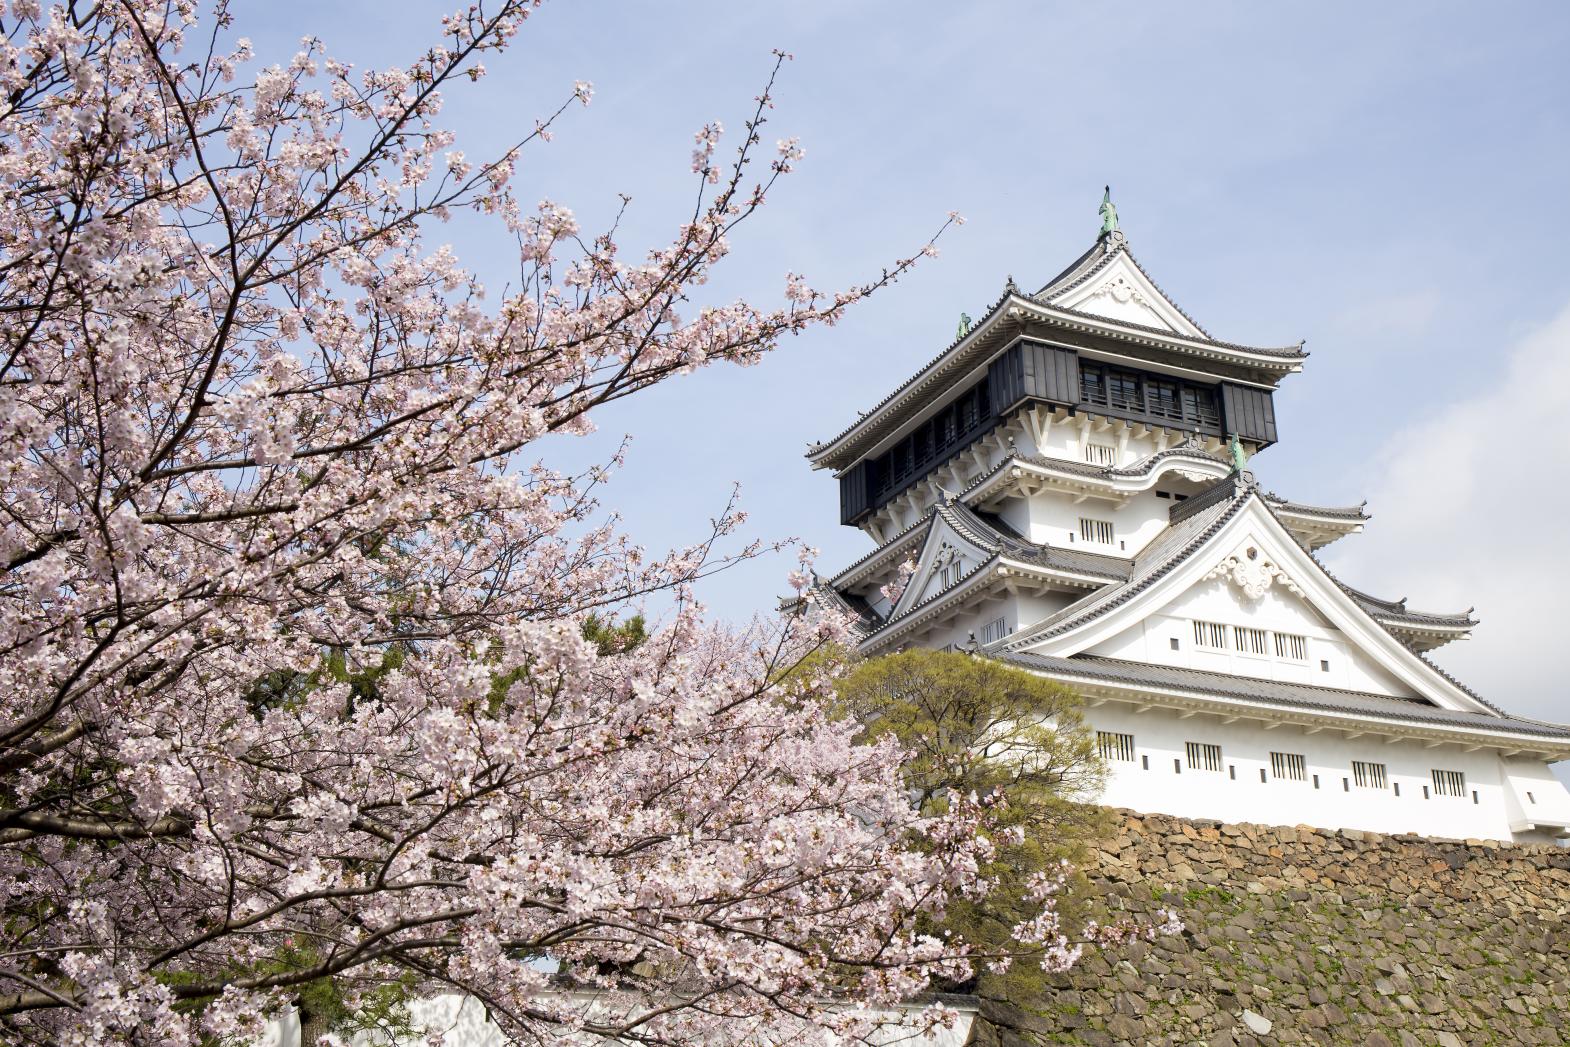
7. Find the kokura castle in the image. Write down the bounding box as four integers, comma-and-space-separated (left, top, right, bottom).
802, 197, 1570, 844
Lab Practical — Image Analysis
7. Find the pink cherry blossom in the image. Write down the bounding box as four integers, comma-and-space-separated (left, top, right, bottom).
0, 4, 1165, 1044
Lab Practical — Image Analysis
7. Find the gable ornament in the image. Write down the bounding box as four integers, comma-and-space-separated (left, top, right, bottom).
1087, 273, 1148, 310
1203, 547, 1304, 603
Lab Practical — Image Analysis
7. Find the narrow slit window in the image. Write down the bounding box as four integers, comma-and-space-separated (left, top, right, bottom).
1270, 752, 1307, 782
1185, 742, 1223, 773
1274, 632, 1309, 661
1352, 761, 1388, 790
1084, 442, 1116, 467
1192, 620, 1228, 650
1079, 517, 1115, 545
1234, 626, 1269, 656
1431, 769, 1466, 798
1097, 731, 1136, 763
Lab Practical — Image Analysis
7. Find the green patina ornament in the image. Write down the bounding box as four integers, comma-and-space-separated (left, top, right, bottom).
1099, 185, 1119, 235
956, 312, 972, 339
1228, 433, 1248, 474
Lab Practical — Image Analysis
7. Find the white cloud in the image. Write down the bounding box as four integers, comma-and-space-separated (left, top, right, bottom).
1324, 301, 1570, 741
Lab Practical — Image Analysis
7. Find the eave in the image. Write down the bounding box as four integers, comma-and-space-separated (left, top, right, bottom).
807, 291, 1303, 475
961, 445, 1233, 509
857, 556, 1115, 656
1010, 662, 1570, 760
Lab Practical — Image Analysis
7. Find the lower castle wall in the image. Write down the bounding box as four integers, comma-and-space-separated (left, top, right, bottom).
1084, 704, 1570, 844
970, 810, 1570, 1047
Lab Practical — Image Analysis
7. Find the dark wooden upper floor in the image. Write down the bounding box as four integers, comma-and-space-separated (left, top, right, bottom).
838, 338, 1277, 525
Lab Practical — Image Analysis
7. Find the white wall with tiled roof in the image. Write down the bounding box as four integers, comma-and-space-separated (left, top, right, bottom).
1084, 701, 1569, 844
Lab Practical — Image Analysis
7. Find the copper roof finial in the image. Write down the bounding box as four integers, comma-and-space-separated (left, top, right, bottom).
1099, 185, 1118, 236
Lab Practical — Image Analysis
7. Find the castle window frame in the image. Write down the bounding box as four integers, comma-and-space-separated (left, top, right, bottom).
1352, 760, 1388, 790
1431, 769, 1466, 799
979, 616, 1009, 645
1078, 517, 1115, 546
1270, 751, 1308, 782
1097, 731, 1136, 763
1185, 741, 1223, 773
1192, 620, 1228, 650
1084, 442, 1117, 467
1234, 625, 1269, 657
1274, 632, 1309, 662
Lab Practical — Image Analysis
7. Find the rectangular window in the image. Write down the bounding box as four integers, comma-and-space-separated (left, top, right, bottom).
1079, 517, 1115, 545
1185, 742, 1223, 773
1432, 769, 1466, 798
1097, 731, 1136, 763
979, 616, 1009, 645
1352, 761, 1388, 789
1084, 442, 1116, 466
1107, 370, 1142, 411
1079, 366, 1107, 406
1192, 620, 1228, 650
1234, 626, 1269, 656
1270, 751, 1308, 782
1274, 632, 1309, 661
1147, 378, 1184, 421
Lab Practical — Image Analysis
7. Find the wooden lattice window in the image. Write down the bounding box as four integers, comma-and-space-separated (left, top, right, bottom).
1270, 752, 1308, 782
1097, 732, 1136, 763
1186, 742, 1223, 772
1352, 761, 1387, 789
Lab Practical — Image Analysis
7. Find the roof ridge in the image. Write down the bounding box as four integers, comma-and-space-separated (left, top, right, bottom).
823, 509, 935, 587
998, 653, 1570, 740
807, 282, 1015, 457
997, 480, 1250, 650
1039, 301, 1307, 357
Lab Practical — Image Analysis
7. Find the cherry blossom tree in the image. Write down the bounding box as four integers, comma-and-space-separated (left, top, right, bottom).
0, 2, 1161, 1043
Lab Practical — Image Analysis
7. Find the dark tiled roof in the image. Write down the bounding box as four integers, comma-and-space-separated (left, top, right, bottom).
810, 241, 1305, 468
806, 284, 1016, 462
998, 476, 1250, 651
947, 502, 1132, 581
997, 653, 1570, 741
1035, 235, 1214, 339
847, 500, 1136, 650
1263, 492, 1370, 522
811, 583, 882, 633
1340, 583, 1476, 630
824, 511, 932, 588
1029, 298, 1305, 358
959, 445, 1231, 505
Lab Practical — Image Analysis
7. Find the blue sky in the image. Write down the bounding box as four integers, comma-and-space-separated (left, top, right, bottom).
250, 3, 1570, 745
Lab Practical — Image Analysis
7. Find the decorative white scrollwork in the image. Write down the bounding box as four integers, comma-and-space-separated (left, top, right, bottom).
1089, 274, 1147, 308
1203, 550, 1304, 603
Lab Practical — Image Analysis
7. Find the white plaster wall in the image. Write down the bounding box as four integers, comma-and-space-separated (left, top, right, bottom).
1026, 415, 1163, 467
1084, 703, 1568, 843
1015, 487, 1173, 558
1085, 573, 1415, 699
1500, 758, 1570, 836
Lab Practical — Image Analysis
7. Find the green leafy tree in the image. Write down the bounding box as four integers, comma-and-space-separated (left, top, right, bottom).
835, 649, 1110, 999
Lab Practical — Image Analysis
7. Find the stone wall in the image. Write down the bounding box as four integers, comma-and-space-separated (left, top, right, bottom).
969, 811, 1570, 1046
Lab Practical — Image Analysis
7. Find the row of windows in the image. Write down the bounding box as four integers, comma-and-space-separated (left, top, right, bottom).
1190, 621, 1312, 664
1079, 362, 1222, 431
1096, 733, 1478, 801
867, 380, 993, 501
